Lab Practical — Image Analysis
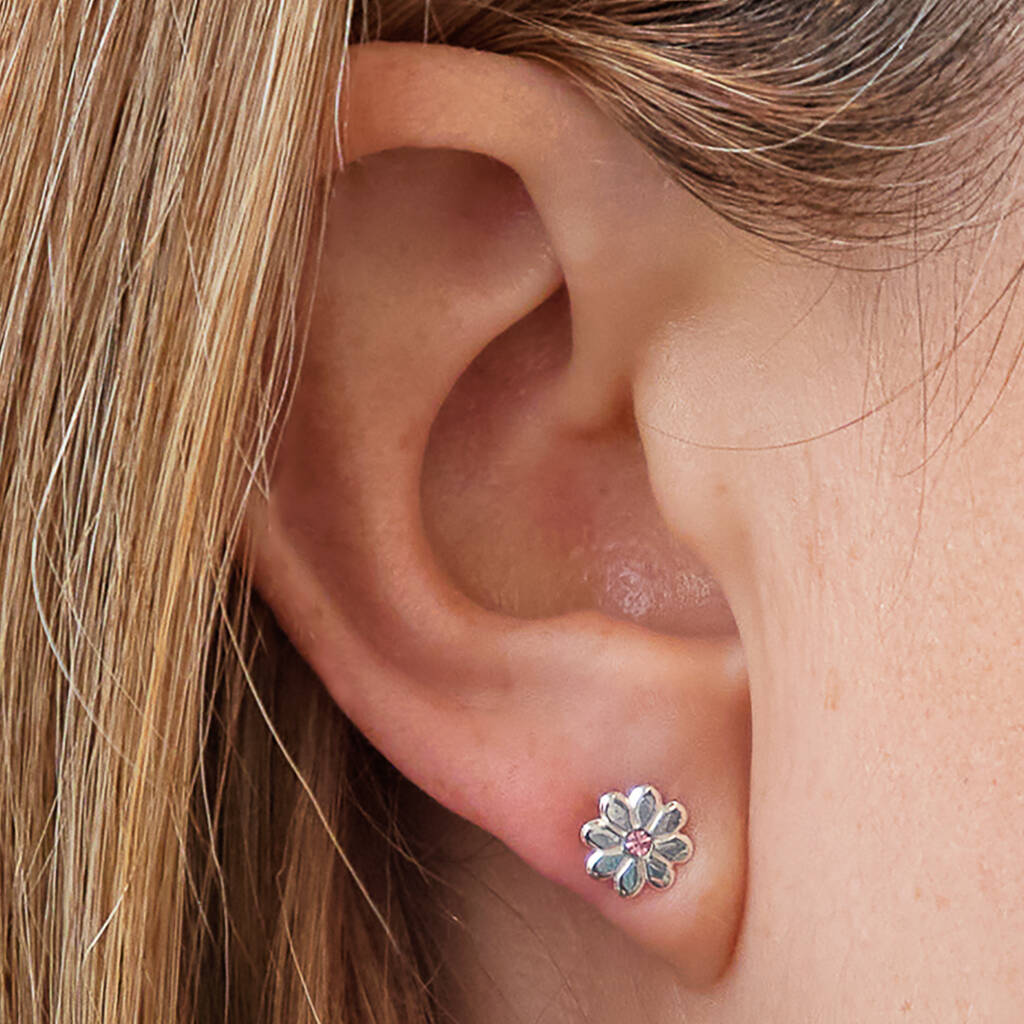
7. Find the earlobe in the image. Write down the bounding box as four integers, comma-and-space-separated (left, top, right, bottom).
246, 42, 751, 986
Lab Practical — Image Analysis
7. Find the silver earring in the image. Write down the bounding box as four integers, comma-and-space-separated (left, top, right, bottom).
580, 784, 693, 899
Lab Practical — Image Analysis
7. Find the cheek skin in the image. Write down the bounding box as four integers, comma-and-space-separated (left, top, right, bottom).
635, 248, 1024, 1017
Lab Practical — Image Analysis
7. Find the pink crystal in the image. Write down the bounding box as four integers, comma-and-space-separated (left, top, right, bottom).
623, 829, 653, 858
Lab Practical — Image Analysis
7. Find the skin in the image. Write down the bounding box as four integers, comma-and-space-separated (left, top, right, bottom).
427, 217, 1024, 1021
250, 44, 1024, 1020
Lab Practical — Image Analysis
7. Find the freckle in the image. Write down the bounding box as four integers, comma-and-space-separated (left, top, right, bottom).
824, 679, 840, 710
936, 893, 950, 910
914, 886, 922, 901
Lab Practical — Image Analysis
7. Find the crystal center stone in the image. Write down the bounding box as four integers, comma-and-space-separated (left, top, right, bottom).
623, 828, 653, 858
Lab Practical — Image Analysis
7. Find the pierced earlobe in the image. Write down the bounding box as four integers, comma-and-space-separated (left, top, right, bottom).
249, 43, 751, 983
581, 784, 694, 899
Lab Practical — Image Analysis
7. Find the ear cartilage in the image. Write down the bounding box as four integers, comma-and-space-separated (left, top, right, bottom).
580, 784, 693, 898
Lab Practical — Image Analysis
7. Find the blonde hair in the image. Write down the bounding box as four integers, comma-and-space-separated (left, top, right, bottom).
1, 1, 1019, 1020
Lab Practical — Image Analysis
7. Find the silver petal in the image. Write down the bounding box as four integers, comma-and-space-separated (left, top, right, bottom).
627, 784, 662, 830
650, 800, 688, 837
581, 820, 622, 851
587, 849, 625, 879
654, 834, 693, 864
599, 791, 633, 833
645, 854, 675, 890
614, 855, 645, 898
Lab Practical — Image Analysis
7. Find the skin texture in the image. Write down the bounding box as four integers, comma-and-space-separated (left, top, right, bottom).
249, 44, 1024, 1020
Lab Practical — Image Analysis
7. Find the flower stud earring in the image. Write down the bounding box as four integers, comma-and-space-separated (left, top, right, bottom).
580, 784, 693, 898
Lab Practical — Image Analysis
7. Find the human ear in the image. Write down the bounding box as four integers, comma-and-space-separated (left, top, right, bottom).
246, 43, 750, 986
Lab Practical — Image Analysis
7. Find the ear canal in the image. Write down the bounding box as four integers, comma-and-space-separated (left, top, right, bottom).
421, 285, 737, 637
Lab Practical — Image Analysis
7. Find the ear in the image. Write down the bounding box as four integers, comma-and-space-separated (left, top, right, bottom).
246, 43, 750, 986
